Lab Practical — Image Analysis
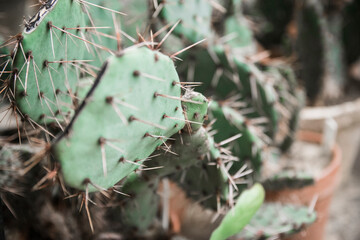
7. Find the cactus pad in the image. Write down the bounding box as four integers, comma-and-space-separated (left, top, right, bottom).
181, 91, 208, 131
83, 0, 149, 66
210, 183, 265, 240
146, 127, 220, 178
117, 173, 159, 233
224, 15, 254, 52
159, 0, 215, 43
237, 202, 317, 239
167, 127, 232, 210
53, 47, 186, 191
12, 0, 88, 125
209, 101, 263, 175
262, 170, 315, 191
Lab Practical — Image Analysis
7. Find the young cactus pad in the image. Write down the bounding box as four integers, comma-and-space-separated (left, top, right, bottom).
12, 0, 87, 124
181, 90, 208, 131
210, 183, 265, 240
52, 47, 186, 191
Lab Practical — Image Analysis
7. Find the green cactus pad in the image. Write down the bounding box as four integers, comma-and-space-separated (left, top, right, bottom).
279, 90, 304, 152
53, 47, 186, 191
224, 15, 254, 51
181, 91, 208, 131
159, 0, 215, 43
117, 173, 159, 233
166, 128, 232, 210
237, 202, 317, 239
119, 0, 149, 46
12, 0, 87, 125
83, 0, 149, 67
210, 183, 265, 240
178, 45, 240, 99
82, 0, 118, 67
233, 58, 279, 137
260, 63, 304, 151
173, 161, 228, 210
178, 46, 279, 137
262, 170, 315, 191
146, 127, 221, 178
209, 101, 263, 175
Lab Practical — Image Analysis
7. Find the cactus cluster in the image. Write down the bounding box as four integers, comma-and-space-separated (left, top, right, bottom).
0, 0, 316, 239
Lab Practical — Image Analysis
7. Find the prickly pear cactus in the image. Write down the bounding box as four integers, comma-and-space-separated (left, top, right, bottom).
146, 127, 220, 177
172, 160, 228, 210
237, 202, 317, 239
178, 45, 240, 98
115, 173, 160, 233
210, 183, 265, 240
209, 101, 264, 176
262, 170, 315, 191
297, 0, 346, 104
11, 0, 88, 125
220, 0, 256, 53
178, 45, 279, 137
83, 0, 149, 67
167, 127, 233, 210
223, 15, 254, 50
181, 90, 208, 131
118, 0, 150, 45
53, 47, 186, 191
158, 0, 215, 43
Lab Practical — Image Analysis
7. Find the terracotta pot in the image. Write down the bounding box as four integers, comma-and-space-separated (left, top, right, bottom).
299, 98, 360, 184
266, 131, 342, 240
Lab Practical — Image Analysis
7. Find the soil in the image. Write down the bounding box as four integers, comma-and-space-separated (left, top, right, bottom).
283, 140, 331, 177
326, 148, 360, 240
262, 140, 331, 182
